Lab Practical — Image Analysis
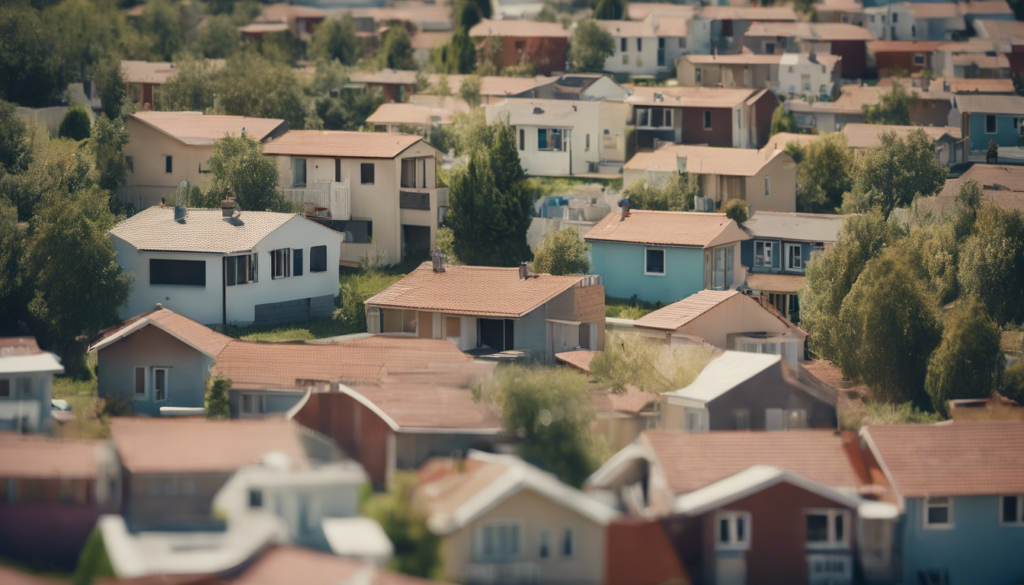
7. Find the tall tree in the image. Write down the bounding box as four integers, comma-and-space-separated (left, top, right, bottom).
309, 14, 360, 65
593, 0, 626, 20
0, 99, 32, 174
458, 74, 482, 107
0, 201, 27, 335
92, 56, 128, 120
862, 82, 913, 125
847, 129, 948, 218
568, 20, 614, 73
446, 31, 478, 74
157, 56, 219, 112
0, 5, 69, 106
195, 14, 241, 59
138, 0, 186, 61
206, 134, 283, 211
958, 205, 1024, 324
453, 0, 482, 33
205, 376, 231, 419
378, 27, 417, 71
215, 53, 307, 128
925, 299, 1003, 415
92, 114, 132, 200
769, 103, 798, 135
532, 227, 590, 275
796, 132, 853, 212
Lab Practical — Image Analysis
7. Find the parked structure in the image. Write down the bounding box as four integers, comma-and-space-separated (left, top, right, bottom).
778, 53, 843, 99
863, 1, 1012, 42
468, 20, 570, 76
700, 5, 799, 52
120, 60, 228, 111
868, 40, 948, 74
951, 93, 1024, 161
239, 3, 325, 43
0, 337, 63, 433
787, 83, 953, 132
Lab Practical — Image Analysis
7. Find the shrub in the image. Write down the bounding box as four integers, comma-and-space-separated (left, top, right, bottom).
337, 266, 405, 332
531, 227, 590, 275
925, 300, 1003, 415
58, 105, 92, 141
722, 199, 749, 223
205, 375, 231, 419
1003, 360, 1024, 404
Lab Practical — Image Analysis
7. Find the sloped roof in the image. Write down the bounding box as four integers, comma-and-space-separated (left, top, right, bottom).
238, 22, 290, 34
663, 350, 782, 404
955, 93, 1024, 114
426, 74, 554, 97
627, 2, 697, 20
626, 85, 758, 108
497, 99, 590, 126
121, 60, 178, 85
842, 123, 960, 148
868, 40, 949, 52
975, 18, 1024, 40
958, 0, 1013, 15
131, 112, 286, 146
584, 210, 748, 248
591, 386, 659, 415
761, 132, 820, 153
905, 3, 959, 19
624, 144, 787, 177
258, 3, 327, 20
365, 262, 586, 318
366, 101, 468, 127
951, 52, 1009, 68
635, 290, 742, 331
809, 22, 877, 40
555, 349, 600, 373
410, 31, 454, 50
109, 207, 307, 254
863, 421, 1024, 499
0, 434, 100, 479
348, 69, 419, 85
469, 19, 570, 38
233, 546, 448, 585
263, 130, 424, 158
0, 337, 63, 375
701, 6, 797, 20
682, 53, 783, 65
742, 210, 849, 242
89, 307, 233, 357
342, 381, 499, 431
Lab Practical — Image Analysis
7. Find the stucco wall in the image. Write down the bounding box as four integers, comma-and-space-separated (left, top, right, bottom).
968, 112, 1020, 151
125, 471, 231, 529
745, 153, 797, 213
589, 241, 705, 304
676, 293, 798, 350
705, 365, 837, 430
123, 118, 215, 210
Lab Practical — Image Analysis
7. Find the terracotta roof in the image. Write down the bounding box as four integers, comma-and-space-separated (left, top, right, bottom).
0, 337, 43, 357
817, 0, 865, 13
642, 429, 872, 494
627, 2, 697, 20
347, 2, 453, 27
830, 84, 951, 112
842, 123, 960, 148
975, 18, 1024, 39
345, 382, 499, 430
349, 69, 419, 85
263, 130, 423, 158
426, 74, 554, 97
584, 210, 747, 248
701, 6, 797, 21
868, 40, 949, 53
366, 101, 467, 127
742, 210, 849, 242
682, 53, 783, 65
121, 60, 178, 85
808, 22, 876, 40
761, 132, 819, 152
555, 349, 600, 373
635, 290, 741, 331
410, 31, 453, 50
0, 567, 67, 585
625, 144, 787, 177
214, 336, 474, 391
951, 52, 1009, 68
940, 164, 1024, 197
742, 21, 809, 38
605, 520, 690, 585
0, 434, 100, 479
591, 385, 658, 415
864, 421, 1024, 498
238, 22, 290, 34
234, 546, 447, 585
958, 0, 1013, 15
626, 85, 759, 108
745, 272, 806, 293
469, 19, 570, 38
365, 262, 586, 318
89, 307, 233, 357
955, 93, 1024, 115
596, 19, 654, 37
905, 3, 959, 19
109, 207, 305, 254
110, 417, 308, 474
131, 112, 285, 145
944, 77, 1015, 93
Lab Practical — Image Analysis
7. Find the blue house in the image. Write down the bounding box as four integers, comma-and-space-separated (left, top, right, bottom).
739, 211, 848, 323
952, 94, 1024, 161
585, 209, 749, 305
862, 422, 1024, 585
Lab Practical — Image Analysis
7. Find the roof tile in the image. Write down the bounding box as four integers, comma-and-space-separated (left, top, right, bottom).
635, 290, 741, 330
0, 434, 100, 479
584, 210, 745, 248
132, 112, 285, 145
109, 207, 303, 254
263, 131, 423, 158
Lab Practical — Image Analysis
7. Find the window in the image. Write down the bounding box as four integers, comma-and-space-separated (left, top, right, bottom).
766, 408, 807, 430
134, 367, 146, 397
764, 175, 771, 197
623, 54, 629, 65
150, 259, 206, 287
562, 529, 574, 557
401, 158, 417, 188
924, 497, 953, 529
644, 247, 665, 275
515, 40, 525, 52
766, 42, 775, 53
716, 511, 751, 550
537, 128, 565, 151
785, 243, 803, 271
914, 53, 925, 66
620, 38, 627, 52
911, 25, 917, 38
892, 12, 898, 22
249, 489, 263, 508
478, 523, 520, 562
126, 155, 133, 173
636, 38, 642, 51
733, 409, 750, 430
806, 510, 850, 548
1001, 495, 1024, 525
165, 155, 173, 174
869, 14, 875, 22
310, 245, 328, 273
361, 162, 375, 185
664, 109, 673, 127
696, 68, 702, 83
736, 109, 741, 128
335, 158, 341, 182
293, 158, 307, 186
585, 133, 590, 151
538, 128, 548, 150
551, 128, 563, 151
15, 378, 30, 396
153, 367, 167, 402
293, 248, 303, 276
714, 247, 726, 289
659, 38, 665, 49
808, 554, 853, 584
519, 128, 525, 150
241, 393, 266, 416
225, 254, 256, 287
539, 530, 551, 558
986, 115, 997, 134
637, 108, 650, 127
703, 110, 712, 130
270, 248, 291, 279
754, 241, 773, 267
685, 410, 703, 431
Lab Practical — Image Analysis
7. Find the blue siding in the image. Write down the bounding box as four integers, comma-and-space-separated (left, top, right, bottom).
901, 496, 1024, 585
968, 114, 1020, 151
590, 241, 705, 305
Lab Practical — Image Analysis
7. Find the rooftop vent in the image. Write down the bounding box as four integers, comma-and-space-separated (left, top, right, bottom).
173, 205, 187, 223
618, 197, 631, 220
518, 261, 529, 280
431, 250, 446, 273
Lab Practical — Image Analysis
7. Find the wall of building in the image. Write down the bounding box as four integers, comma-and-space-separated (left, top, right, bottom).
705, 366, 836, 429
680, 106, 735, 148
0, 500, 100, 569
123, 118, 214, 210
484, 36, 568, 76
968, 112, 1020, 151
874, 51, 932, 75
742, 239, 815, 274
125, 471, 232, 529
831, 40, 867, 79
574, 283, 607, 351
604, 34, 666, 76
746, 153, 797, 213
589, 241, 705, 305
674, 294, 799, 350
0, 370, 53, 433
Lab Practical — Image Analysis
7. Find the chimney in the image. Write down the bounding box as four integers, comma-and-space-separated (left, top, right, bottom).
431, 250, 446, 273
519, 261, 529, 280
173, 205, 187, 223
618, 197, 631, 220
222, 197, 236, 220
241, 126, 247, 136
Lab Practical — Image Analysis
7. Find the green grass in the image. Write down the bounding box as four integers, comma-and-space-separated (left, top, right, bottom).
839, 400, 942, 431
604, 296, 661, 320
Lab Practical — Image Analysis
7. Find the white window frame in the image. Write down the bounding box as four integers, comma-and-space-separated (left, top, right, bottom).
999, 495, 1024, 526
134, 366, 148, 400
805, 509, 851, 549
754, 240, 773, 268
271, 248, 292, 279
644, 247, 666, 276
475, 520, 523, 563
785, 243, 804, 272
715, 510, 752, 551
152, 367, 169, 403
923, 496, 954, 530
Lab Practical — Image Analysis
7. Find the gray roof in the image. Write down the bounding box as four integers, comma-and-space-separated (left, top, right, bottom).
664, 351, 781, 404
742, 211, 850, 243
954, 93, 1024, 115
110, 207, 304, 254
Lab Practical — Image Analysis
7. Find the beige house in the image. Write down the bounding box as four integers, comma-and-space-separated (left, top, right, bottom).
262, 131, 444, 266
122, 112, 288, 210
414, 451, 618, 585
676, 53, 782, 89
623, 144, 797, 213
365, 98, 469, 135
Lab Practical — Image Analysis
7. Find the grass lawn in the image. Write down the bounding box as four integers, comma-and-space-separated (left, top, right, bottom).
604, 296, 661, 320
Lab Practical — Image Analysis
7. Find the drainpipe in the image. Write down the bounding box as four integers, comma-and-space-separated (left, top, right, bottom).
222, 256, 227, 330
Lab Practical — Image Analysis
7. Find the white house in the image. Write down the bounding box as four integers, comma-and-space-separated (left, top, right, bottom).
109, 202, 342, 327
596, 15, 693, 78
0, 337, 63, 433
777, 53, 843, 98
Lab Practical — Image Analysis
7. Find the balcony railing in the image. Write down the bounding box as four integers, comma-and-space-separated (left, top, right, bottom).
400, 190, 431, 210
465, 561, 540, 585
283, 179, 351, 221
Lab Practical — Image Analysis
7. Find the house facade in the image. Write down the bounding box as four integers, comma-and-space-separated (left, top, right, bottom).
952, 93, 1024, 159
597, 16, 692, 78
468, 20, 570, 76
843, 123, 963, 165
263, 131, 445, 266
741, 22, 874, 79
110, 205, 342, 327
675, 54, 781, 90
0, 337, 63, 434
778, 53, 843, 99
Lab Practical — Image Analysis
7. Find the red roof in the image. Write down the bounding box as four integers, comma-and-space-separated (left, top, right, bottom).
0, 434, 100, 480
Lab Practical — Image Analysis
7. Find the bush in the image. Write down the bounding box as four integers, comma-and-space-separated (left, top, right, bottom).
839, 400, 943, 430
362, 472, 443, 579
925, 300, 1003, 415
531, 227, 590, 275
1003, 360, 1024, 404
58, 105, 92, 141
337, 266, 405, 332
72, 528, 115, 585
590, 333, 715, 395
722, 199, 749, 223
205, 375, 231, 419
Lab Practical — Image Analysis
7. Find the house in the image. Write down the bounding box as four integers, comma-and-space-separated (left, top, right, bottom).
413, 451, 619, 585
411, 31, 455, 65
700, 6, 799, 53
660, 350, 835, 432
485, 98, 631, 176
787, 83, 953, 132
263, 131, 444, 265
626, 86, 778, 150
864, 1, 1012, 42
842, 123, 963, 164
585, 209, 749, 305
240, 3, 326, 43
366, 99, 469, 134
510, 73, 631, 101
675, 53, 782, 91
909, 163, 1024, 217
88, 305, 478, 417
778, 53, 843, 99
364, 260, 606, 360
868, 40, 948, 74
109, 204, 342, 326
633, 290, 808, 363
348, 70, 419, 103
349, 2, 454, 35
122, 111, 288, 210
423, 74, 555, 106
231, 546, 452, 585
0, 434, 120, 568
0, 337, 63, 433
741, 22, 875, 79
812, 0, 867, 26
740, 211, 847, 323
468, 20, 570, 76
952, 93, 1024, 161
623, 144, 798, 214
861, 421, 1024, 585
596, 16, 692, 78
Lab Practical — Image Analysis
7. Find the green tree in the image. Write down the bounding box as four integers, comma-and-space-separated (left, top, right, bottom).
47, 0, 123, 82
215, 53, 307, 128
663, 171, 700, 211
476, 365, 596, 486
722, 199, 748, 223
157, 56, 219, 112
904, 220, 960, 305
835, 247, 941, 405
258, 31, 305, 65
569, 20, 614, 73
205, 375, 231, 419
925, 299, 1002, 415
590, 333, 715, 394
471, 0, 493, 20
93, 56, 128, 120
446, 31, 478, 74
532, 227, 590, 275
310, 13, 360, 65
958, 205, 1024, 324
622, 179, 669, 210
72, 528, 115, 585
21, 139, 94, 217
138, 0, 186, 61
91, 113, 132, 199
1003, 360, 1024, 404
862, 82, 913, 125
796, 132, 853, 212
453, 0, 482, 33
0, 5, 70, 106
593, 0, 626, 20
59, 106, 92, 141
315, 88, 384, 131
362, 472, 443, 579
458, 74, 483, 107
0, 99, 32, 174
206, 134, 283, 211
378, 27, 417, 71
847, 129, 948, 218
0, 201, 26, 335
769, 103, 798, 135
195, 14, 241, 59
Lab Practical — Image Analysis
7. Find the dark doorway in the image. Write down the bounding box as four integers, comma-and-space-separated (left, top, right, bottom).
479, 319, 514, 351
402, 225, 432, 263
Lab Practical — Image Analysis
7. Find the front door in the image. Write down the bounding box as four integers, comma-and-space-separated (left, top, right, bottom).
479, 319, 514, 351
716, 556, 746, 585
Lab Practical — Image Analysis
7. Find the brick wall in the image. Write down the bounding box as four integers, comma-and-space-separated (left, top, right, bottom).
574, 284, 606, 350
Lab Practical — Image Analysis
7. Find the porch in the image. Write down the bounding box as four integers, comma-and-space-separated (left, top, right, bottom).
283, 179, 351, 221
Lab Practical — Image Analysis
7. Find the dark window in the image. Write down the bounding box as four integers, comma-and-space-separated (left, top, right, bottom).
1003, 496, 1019, 523
270, 249, 291, 279
310, 245, 328, 272
651, 108, 664, 127
249, 489, 263, 508
0, 379, 9, 398
293, 158, 307, 186
986, 115, 997, 133
401, 158, 416, 188
562, 530, 574, 557
658, 38, 665, 49
807, 514, 829, 542
927, 504, 949, 525
226, 255, 256, 286
335, 158, 341, 182
620, 38, 627, 52
293, 248, 303, 276
150, 259, 205, 286
645, 248, 665, 274
519, 129, 525, 150
165, 155, 173, 174
126, 155, 133, 173
134, 367, 145, 396
637, 38, 642, 51
704, 110, 712, 130
361, 162, 375, 185
719, 518, 730, 543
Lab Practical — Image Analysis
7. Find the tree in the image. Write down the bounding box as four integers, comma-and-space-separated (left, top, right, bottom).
138, 0, 186, 61
59, 106, 92, 141
0, 99, 32, 174
476, 365, 596, 486
93, 56, 127, 120
195, 14, 241, 59
214, 53, 307, 128
258, 31, 305, 66
958, 205, 1024, 324
471, 0, 492, 20
205, 376, 231, 419
622, 173, 698, 211
362, 472, 443, 579
925, 299, 1002, 415
532, 227, 590, 275
0, 201, 26, 335
378, 27, 416, 71
458, 74, 482, 108
446, 31, 478, 74
862, 82, 913, 125
310, 14, 360, 65
453, 0, 482, 33
796, 132, 853, 212
847, 129, 947, 218
71, 528, 115, 585
47, 0, 124, 82
0, 5, 69, 107
835, 247, 941, 405
315, 88, 384, 131
801, 211, 905, 362
722, 199, 748, 223
92, 114, 132, 199
769, 103, 798, 135
206, 134, 283, 211
157, 56, 218, 112
593, 0, 626, 20
568, 20, 614, 73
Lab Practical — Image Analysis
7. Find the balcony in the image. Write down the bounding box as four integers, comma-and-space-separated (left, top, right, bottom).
465, 561, 540, 585
398, 187, 449, 227
283, 179, 351, 221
